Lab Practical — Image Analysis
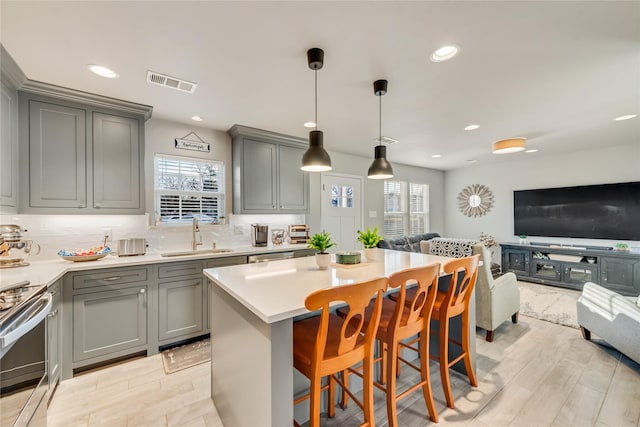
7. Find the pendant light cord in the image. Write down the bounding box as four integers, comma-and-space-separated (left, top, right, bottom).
315, 69, 318, 130
379, 94, 382, 146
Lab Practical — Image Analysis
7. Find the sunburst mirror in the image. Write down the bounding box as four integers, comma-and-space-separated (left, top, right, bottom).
457, 184, 494, 218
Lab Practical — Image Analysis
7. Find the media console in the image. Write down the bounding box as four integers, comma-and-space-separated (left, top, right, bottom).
500, 243, 640, 296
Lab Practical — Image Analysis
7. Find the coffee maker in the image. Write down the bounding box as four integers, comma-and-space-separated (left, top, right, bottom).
251, 224, 269, 247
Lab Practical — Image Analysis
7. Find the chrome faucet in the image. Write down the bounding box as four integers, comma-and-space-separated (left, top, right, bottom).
191, 217, 202, 251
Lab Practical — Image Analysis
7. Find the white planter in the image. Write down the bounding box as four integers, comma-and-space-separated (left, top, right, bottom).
363, 248, 378, 261
315, 253, 331, 270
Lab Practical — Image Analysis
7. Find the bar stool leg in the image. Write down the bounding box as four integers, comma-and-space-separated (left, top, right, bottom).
310, 373, 321, 427
328, 376, 336, 417
439, 317, 455, 408
419, 332, 438, 423
462, 311, 478, 387
363, 355, 376, 426
385, 339, 400, 427
340, 370, 349, 409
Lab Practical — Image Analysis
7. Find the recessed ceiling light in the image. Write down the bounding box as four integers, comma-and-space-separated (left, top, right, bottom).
465, 159, 478, 163
430, 45, 460, 62
614, 114, 637, 121
191, 116, 203, 122
525, 149, 538, 153
464, 124, 480, 131
304, 121, 316, 128
431, 154, 442, 158
88, 64, 118, 78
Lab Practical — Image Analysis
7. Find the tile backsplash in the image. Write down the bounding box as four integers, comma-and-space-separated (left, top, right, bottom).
0, 213, 306, 261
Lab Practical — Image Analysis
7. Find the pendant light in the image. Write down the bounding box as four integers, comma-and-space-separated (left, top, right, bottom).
301, 48, 332, 172
368, 79, 394, 179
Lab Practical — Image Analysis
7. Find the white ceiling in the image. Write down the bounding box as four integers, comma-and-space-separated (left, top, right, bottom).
2, 1, 639, 170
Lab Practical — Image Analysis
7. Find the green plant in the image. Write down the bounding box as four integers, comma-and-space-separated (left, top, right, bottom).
357, 227, 383, 249
308, 231, 336, 254
615, 242, 629, 251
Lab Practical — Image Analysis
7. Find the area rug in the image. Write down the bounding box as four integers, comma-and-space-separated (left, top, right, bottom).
161, 338, 211, 374
517, 281, 581, 329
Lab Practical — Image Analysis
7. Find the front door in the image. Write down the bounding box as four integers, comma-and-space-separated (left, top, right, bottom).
321, 173, 363, 252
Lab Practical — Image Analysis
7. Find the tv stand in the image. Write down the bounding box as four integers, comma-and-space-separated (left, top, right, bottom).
501, 243, 640, 296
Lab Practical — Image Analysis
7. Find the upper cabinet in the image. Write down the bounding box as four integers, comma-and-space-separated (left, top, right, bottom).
228, 125, 309, 214
0, 46, 22, 213
18, 91, 150, 214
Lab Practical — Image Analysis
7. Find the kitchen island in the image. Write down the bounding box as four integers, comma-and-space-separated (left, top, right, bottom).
204, 249, 474, 426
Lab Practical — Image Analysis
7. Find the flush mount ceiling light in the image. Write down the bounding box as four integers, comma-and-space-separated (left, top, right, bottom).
303, 121, 316, 128
430, 45, 460, 62
301, 48, 332, 172
368, 79, 394, 180
88, 64, 118, 78
431, 154, 442, 158
464, 124, 480, 131
492, 137, 526, 154
614, 114, 637, 121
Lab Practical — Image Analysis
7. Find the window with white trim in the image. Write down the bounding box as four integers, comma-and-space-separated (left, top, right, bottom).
154, 154, 224, 224
383, 181, 429, 238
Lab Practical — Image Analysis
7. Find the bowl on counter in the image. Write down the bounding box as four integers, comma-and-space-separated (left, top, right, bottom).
335, 251, 362, 265
58, 246, 111, 262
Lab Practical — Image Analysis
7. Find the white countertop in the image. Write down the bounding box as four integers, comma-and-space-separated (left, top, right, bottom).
0, 243, 310, 291
203, 249, 453, 324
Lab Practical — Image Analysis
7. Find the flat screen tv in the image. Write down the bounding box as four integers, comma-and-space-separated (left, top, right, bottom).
513, 182, 640, 241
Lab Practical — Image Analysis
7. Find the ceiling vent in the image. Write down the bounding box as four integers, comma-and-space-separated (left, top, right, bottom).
374, 136, 399, 145
146, 70, 197, 94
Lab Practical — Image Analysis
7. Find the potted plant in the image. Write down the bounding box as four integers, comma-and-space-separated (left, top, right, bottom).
308, 231, 336, 269
357, 227, 383, 260
614, 242, 630, 252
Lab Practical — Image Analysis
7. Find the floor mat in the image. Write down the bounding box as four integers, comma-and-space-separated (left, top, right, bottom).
161, 338, 211, 374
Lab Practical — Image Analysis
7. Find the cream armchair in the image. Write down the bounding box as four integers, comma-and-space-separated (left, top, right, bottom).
420, 238, 520, 342
576, 282, 640, 365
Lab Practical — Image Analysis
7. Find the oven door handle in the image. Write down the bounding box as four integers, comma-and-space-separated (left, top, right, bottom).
0, 293, 52, 350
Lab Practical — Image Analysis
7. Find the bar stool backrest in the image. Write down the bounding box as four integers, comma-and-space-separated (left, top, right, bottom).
304, 277, 388, 365
442, 255, 480, 315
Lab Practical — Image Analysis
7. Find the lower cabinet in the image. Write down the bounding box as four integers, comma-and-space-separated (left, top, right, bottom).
72, 285, 148, 362
46, 280, 61, 399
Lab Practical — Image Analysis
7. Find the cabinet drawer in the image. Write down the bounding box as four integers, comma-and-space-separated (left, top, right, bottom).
205, 256, 247, 269
158, 261, 203, 279
72, 267, 148, 290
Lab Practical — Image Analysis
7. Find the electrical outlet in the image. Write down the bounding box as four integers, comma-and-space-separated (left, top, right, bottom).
102, 228, 113, 242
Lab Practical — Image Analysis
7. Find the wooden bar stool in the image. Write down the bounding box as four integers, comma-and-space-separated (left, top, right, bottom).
293, 277, 388, 427
430, 255, 480, 408
337, 263, 441, 426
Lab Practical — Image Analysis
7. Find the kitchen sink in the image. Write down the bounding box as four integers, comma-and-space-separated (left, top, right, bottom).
160, 248, 234, 257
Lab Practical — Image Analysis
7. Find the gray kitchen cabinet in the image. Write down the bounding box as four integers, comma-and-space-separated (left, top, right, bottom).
228, 124, 309, 214
26, 99, 87, 209
157, 261, 205, 343
92, 112, 141, 210
46, 280, 61, 399
0, 81, 19, 211
18, 91, 149, 214
61, 266, 151, 379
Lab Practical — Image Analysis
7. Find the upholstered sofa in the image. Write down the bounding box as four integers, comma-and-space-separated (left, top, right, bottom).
576, 282, 640, 365
420, 238, 520, 342
376, 232, 440, 252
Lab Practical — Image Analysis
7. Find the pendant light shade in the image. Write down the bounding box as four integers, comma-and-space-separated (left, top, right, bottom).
301, 48, 332, 172
492, 137, 526, 154
368, 79, 394, 179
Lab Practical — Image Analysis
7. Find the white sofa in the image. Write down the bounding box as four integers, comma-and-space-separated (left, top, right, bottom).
421, 238, 520, 342
576, 282, 640, 365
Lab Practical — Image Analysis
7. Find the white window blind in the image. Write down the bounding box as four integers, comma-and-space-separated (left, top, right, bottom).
154, 154, 224, 224
383, 180, 429, 238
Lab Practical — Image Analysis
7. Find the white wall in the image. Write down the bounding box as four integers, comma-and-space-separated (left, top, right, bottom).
444, 143, 640, 250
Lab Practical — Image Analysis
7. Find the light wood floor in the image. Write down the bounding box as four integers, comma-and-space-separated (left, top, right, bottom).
48, 315, 640, 427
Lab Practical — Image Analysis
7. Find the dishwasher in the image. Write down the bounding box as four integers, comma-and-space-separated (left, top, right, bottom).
247, 251, 295, 263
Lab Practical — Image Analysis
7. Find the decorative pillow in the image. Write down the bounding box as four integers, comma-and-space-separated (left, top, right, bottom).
428, 238, 478, 258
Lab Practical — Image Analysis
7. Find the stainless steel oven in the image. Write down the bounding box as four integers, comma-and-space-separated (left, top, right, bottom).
0, 281, 51, 427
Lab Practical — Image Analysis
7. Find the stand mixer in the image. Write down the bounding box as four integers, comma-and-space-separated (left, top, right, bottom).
0, 224, 40, 268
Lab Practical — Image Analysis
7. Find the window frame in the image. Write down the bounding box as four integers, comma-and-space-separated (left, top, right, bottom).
383, 180, 429, 238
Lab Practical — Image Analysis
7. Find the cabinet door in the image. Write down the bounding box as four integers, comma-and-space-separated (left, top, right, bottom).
73, 286, 147, 362
240, 138, 277, 211
502, 248, 530, 275
278, 144, 309, 212
601, 257, 640, 296
1, 81, 18, 209
47, 281, 61, 395
93, 112, 141, 210
158, 278, 204, 341
29, 100, 86, 208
